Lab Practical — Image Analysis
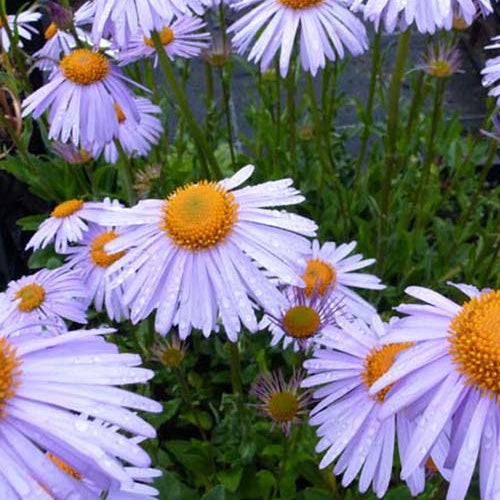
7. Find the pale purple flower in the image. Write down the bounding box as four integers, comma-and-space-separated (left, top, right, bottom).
90, 0, 207, 48
87, 97, 163, 164
356, 0, 492, 33
369, 283, 500, 500
0, 326, 162, 498
3, 267, 90, 333
302, 315, 447, 498
26, 198, 122, 253
251, 369, 313, 435
299, 240, 385, 322
261, 286, 343, 351
97, 165, 317, 340
62, 223, 129, 322
229, 0, 367, 77
119, 16, 210, 66
22, 48, 140, 147
0, 8, 40, 52
482, 36, 500, 105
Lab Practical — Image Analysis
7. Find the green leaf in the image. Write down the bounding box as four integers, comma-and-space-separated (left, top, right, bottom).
217, 467, 243, 493
201, 485, 226, 500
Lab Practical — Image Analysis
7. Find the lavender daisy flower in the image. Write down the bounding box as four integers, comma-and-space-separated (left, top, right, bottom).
98, 165, 317, 340
299, 240, 384, 321
22, 48, 140, 147
357, 0, 492, 33
90, 0, 206, 48
32, 4, 93, 72
52, 141, 93, 163
62, 223, 129, 322
4, 267, 90, 332
419, 42, 462, 78
228, 0, 367, 77
251, 369, 312, 435
0, 8, 40, 52
302, 315, 445, 497
481, 36, 500, 105
0, 325, 162, 497
369, 284, 500, 500
87, 97, 163, 164
152, 334, 188, 369
119, 17, 210, 66
26, 198, 122, 253
261, 286, 343, 351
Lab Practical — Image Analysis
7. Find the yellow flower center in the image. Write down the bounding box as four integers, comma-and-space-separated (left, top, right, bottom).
60, 49, 110, 86
0, 337, 21, 417
428, 60, 453, 78
282, 305, 321, 339
267, 391, 300, 422
114, 102, 126, 123
89, 230, 126, 268
44, 22, 58, 40
160, 346, 185, 368
144, 26, 175, 47
303, 258, 336, 296
160, 181, 238, 251
362, 343, 413, 403
46, 453, 82, 481
51, 199, 84, 218
448, 290, 500, 398
277, 0, 324, 8
15, 283, 46, 312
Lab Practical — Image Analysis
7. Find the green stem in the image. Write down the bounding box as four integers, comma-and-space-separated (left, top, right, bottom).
227, 341, 243, 394
151, 32, 222, 179
219, 66, 236, 168
204, 62, 215, 145
274, 61, 282, 170
411, 77, 446, 233
114, 140, 136, 205
356, 30, 382, 180
285, 63, 297, 169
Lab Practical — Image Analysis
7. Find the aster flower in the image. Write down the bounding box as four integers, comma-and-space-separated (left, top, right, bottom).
0, 325, 162, 498
86, 97, 163, 164
90, 0, 206, 48
98, 165, 317, 340
62, 223, 129, 322
261, 286, 343, 351
52, 141, 93, 164
118, 17, 210, 66
357, 0, 492, 33
4, 266, 90, 333
201, 33, 232, 67
32, 3, 93, 72
419, 43, 462, 78
0, 8, 40, 52
298, 240, 384, 321
228, 0, 367, 77
251, 369, 312, 435
22, 48, 140, 147
152, 334, 188, 369
26, 198, 122, 253
369, 283, 499, 500
302, 315, 447, 497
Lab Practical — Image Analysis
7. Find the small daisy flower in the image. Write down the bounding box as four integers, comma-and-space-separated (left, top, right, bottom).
98, 165, 317, 340
87, 97, 163, 164
152, 334, 188, 369
251, 369, 312, 435
302, 315, 444, 497
299, 240, 384, 321
0, 8, 40, 52
52, 141, 93, 163
119, 17, 210, 66
26, 198, 121, 253
32, 3, 93, 72
62, 223, 129, 322
201, 33, 232, 67
22, 48, 140, 147
262, 286, 343, 351
90, 0, 206, 48
229, 0, 367, 77
0, 326, 162, 497
4, 267, 89, 333
369, 284, 500, 500
419, 43, 462, 78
